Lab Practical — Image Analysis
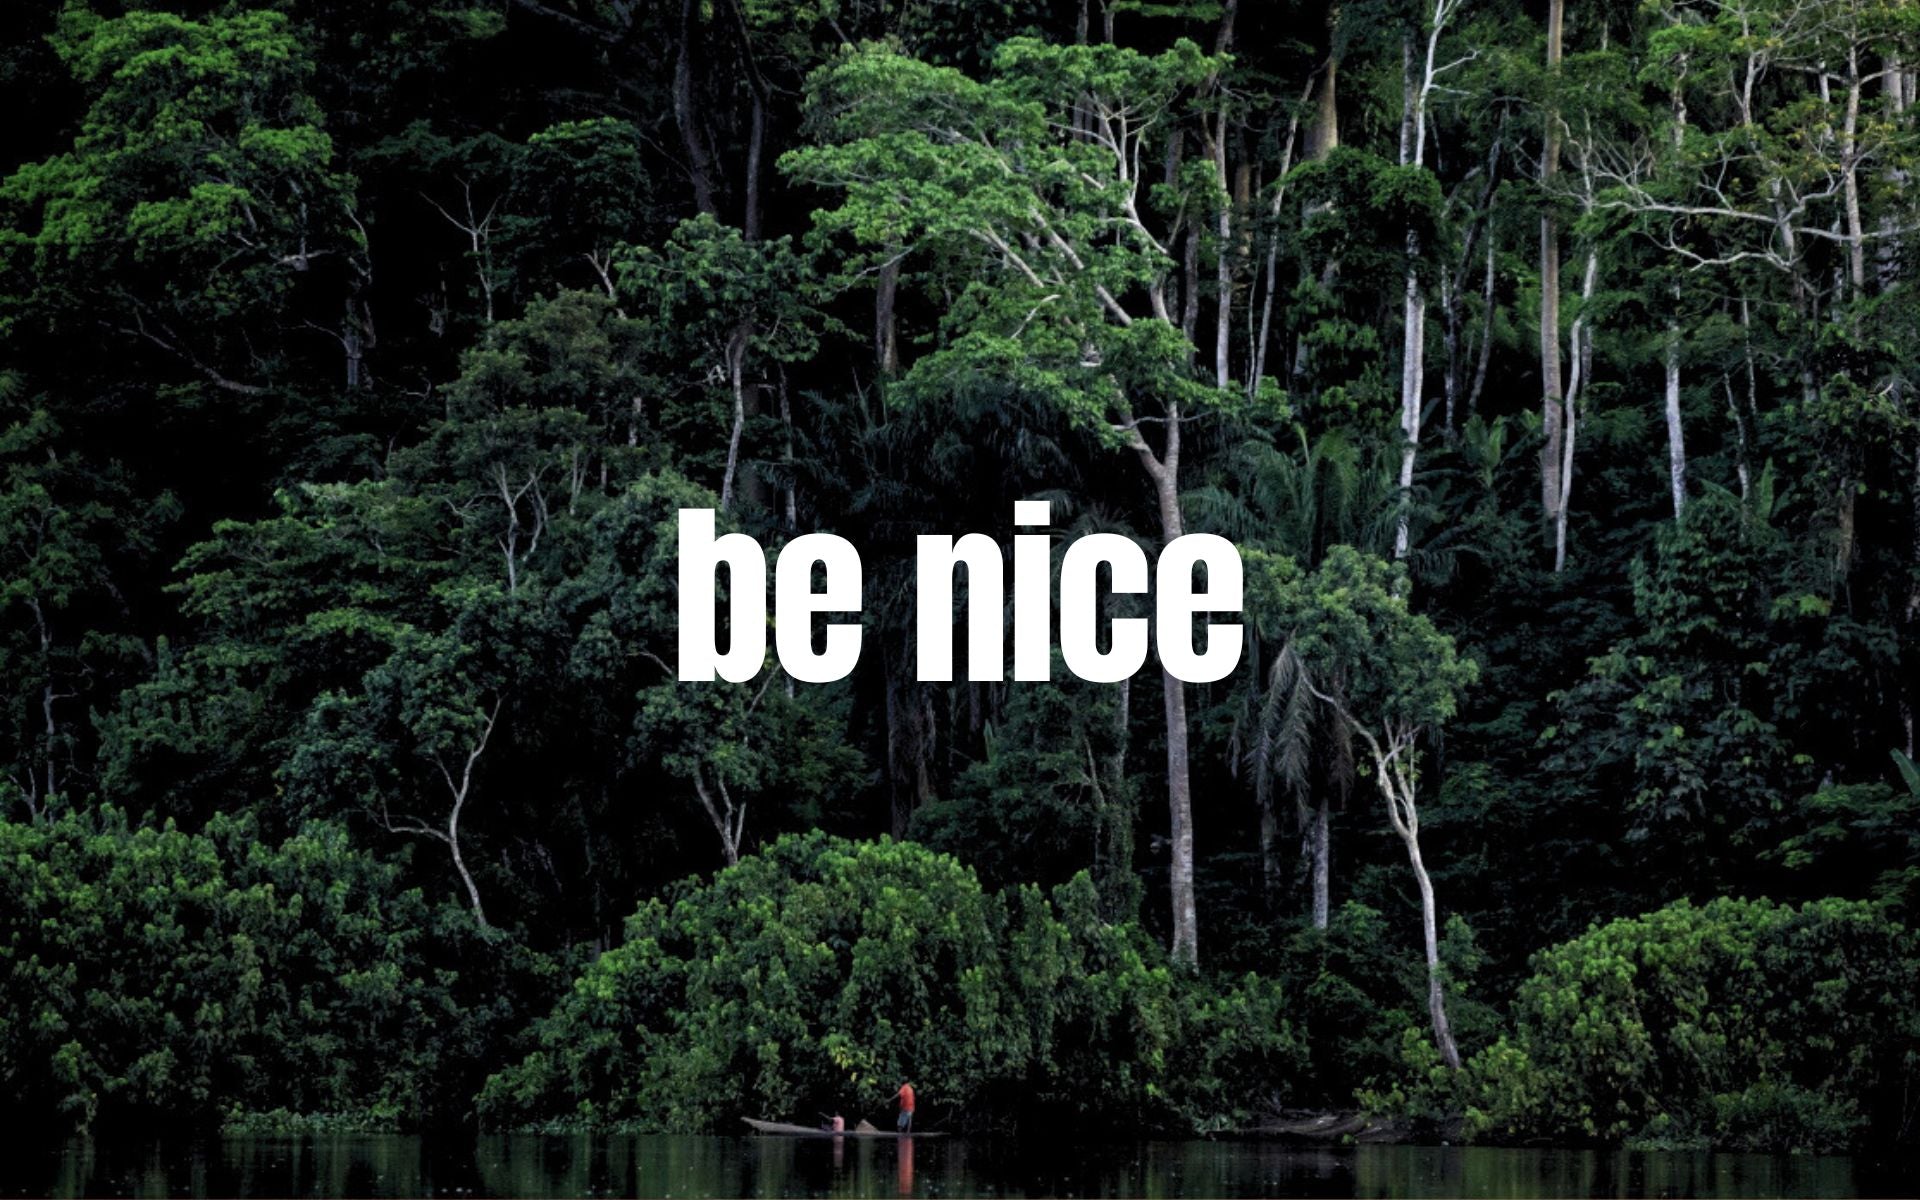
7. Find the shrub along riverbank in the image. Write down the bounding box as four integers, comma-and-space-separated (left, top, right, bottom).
3, 814, 1914, 1150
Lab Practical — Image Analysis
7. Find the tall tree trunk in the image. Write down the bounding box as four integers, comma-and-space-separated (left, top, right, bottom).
1317, 694, 1461, 1068
1550, 113, 1602, 571
1313, 16, 1340, 160
1403, 828, 1460, 1068
1446, 132, 1502, 435
1309, 794, 1330, 930
1724, 376, 1750, 503
1879, 58, 1909, 293
1727, 299, 1756, 503
29, 600, 58, 805
882, 634, 936, 841
778, 365, 797, 528
1214, 112, 1234, 390
673, 0, 719, 217
1908, 435, 1920, 758
1440, 272, 1460, 439
721, 325, 748, 511
1665, 70, 1688, 521
1207, 0, 1238, 389
1540, 0, 1566, 549
1841, 48, 1866, 300
1394, 0, 1457, 558
1259, 786, 1282, 905
1396, 32, 1424, 562
1181, 222, 1201, 346
1251, 84, 1308, 392
1293, 26, 1342, 394
1162, 662, 1197, 967
1101, 676, 1138, 919
449, 828, 488, 928
728, 0, 770, 242
1468, 234, 1496, 416
693, 770, 746, 867
1553, 247, 1597, 572
1213, 0, 1238, 53
1665, 318, 1687, 519
437, 700, 500, 929
876, 248, 901, 377
744, 88, 766, 242
42, 682, 58, 802
1137, 409, 1197, 969
1881, 71, 1917, 752
1397, 271, 1424, 561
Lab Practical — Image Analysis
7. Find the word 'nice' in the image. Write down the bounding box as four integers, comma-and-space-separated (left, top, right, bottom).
678, 501, 1244, 685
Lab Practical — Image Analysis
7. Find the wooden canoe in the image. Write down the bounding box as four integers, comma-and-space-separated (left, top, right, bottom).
741, 1117, 945, 1138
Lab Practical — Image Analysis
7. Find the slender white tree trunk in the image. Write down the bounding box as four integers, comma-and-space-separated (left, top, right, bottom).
1540, 0, 1566, 546
1665, 69, 1688, 521
1138, 409, 1198, 968
430, 700, 500, 930
449, 827, 488, 929
1214, 112, 1234, 390
1309, 795, 1331, 930
1393, 5, 1453, 560
1402, 826, 1460, 1069
1397, 259, 1424, 561
1665, 319, 1687, 519
1841, 48, 1866, 298
1251, 85, 1308, 393
721, 327, 748, 512
1310, 685, 1462, 1069
1553, 248, 1597, 572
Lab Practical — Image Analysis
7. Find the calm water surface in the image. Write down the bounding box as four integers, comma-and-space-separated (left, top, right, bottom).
11, 1134, 1918, 1198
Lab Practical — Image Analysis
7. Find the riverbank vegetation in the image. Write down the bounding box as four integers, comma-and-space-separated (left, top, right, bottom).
3, 0, 1919, 1154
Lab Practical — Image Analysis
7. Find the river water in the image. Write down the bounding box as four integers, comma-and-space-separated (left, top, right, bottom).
11, 1133, 1917, 1198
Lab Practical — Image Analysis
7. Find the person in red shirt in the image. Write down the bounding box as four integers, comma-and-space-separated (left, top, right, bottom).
891, 1081, 916, 1133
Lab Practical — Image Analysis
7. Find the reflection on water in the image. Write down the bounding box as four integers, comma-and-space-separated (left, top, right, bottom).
9, 1133, 1916, 1198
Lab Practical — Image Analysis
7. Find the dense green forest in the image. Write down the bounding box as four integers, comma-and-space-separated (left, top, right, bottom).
2, 0, 1919, 1154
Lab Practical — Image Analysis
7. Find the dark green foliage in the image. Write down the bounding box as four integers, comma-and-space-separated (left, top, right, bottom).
0, 805, 553, 1132
479, 833, 1302, 1134
912, 672, 1139, 915
3, 0, 1919, 1154
1435, 897, 1920, 1152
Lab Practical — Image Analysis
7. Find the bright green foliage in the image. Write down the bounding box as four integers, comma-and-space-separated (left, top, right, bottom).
0, 7, 355, 386
1246, 545, 1477, 734
787, 38, 1246, 436
0, 805, 551, 1132
479, 832, 1302, 1133
616, 216, 817, 374
1446, 897, 1920, 1152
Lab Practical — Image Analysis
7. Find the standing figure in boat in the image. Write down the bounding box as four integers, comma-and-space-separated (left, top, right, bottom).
892, 1081, 915, 1133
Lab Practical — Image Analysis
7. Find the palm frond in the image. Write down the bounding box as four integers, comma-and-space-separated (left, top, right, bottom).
1250, 639, 1317, 825
1893, 749, 1920, 799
